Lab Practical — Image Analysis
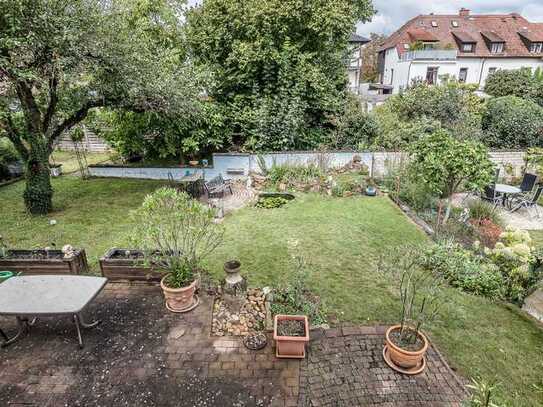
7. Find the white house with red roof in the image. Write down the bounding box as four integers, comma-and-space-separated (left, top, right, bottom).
377, 8, 543, 93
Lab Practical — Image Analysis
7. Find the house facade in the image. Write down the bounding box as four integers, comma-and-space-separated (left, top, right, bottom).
347, 33, 370, 93
378, 8, 543, 93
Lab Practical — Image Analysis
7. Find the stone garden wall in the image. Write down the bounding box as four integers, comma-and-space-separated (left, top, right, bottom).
88, 150, 527, 181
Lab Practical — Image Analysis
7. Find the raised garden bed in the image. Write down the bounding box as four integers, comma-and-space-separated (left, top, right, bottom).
99, 248, 164, 282
0, 249, 88, 275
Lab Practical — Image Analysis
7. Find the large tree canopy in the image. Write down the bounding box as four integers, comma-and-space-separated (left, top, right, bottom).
185, 0, 374, 151
0, 0, 199, 213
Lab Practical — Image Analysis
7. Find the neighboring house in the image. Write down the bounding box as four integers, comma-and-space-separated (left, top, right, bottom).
378, 8, 543, 93
347, 33, 370, 93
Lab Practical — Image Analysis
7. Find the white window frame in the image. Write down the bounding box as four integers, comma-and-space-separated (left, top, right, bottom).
462, 43, 474, 52
491, 42, 504, 53
488, 67, 497, 75
530, 42, 543, 53
451, 20, 459, 28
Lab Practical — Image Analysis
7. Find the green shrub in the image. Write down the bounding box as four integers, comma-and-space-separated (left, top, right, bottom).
484, 227, 540, 303
484, 68, 536, 99
130, 188, 224, 288
0, 138, 19, 163
268, 163, 323, 187
481, 96, 543, 148
384, 163, 439, 211
330, 94, 380, 149
421, 242, 504, 300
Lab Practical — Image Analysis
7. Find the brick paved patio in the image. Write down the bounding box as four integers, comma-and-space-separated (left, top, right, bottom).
0, 284, 467, 406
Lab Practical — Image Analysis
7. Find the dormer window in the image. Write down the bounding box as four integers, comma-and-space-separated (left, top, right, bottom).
481, 31, 505, 53
452, 31, 477, 53
531, 42, 543, 53
491, 42, 504, 53
431, 21, 438, 27
451, 20, 459, 28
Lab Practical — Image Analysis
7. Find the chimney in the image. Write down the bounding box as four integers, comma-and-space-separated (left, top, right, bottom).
459, 8, 470, 17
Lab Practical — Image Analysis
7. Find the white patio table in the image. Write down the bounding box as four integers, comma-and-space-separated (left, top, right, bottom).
0, 275, 107, 348
494, 183, 521, 208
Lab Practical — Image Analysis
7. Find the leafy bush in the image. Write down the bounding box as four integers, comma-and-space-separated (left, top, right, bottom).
387, 81, 485, 139
371, 104, 440, 150
330, 94, 380, 149
484, 227, 540, 303
130, 188, 224, 288
472, 219, 503, 249
484, 68, 536, 99
421, 242, 504, 300
481, 96, 543, 148
0, 138, 20, 181
267, 162, 324, 188
384, 163, 438, 211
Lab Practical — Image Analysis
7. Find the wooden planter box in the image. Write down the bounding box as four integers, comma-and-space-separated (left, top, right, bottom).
0, 249, 88, 275
99, 248, 164, 282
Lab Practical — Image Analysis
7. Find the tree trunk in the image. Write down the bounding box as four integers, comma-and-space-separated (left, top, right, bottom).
442, 197, 452, 225
23, 141, 53, 214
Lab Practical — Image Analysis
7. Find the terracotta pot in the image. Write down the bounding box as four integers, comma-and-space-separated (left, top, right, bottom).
160, 276, 199, 313
273, 315, 309, 359
385, 325, 428, 370
189, 160, 199, 167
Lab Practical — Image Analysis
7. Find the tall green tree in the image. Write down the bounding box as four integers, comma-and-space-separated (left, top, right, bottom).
185, 0, 374, 151
0, 0, 199, 214
410, 130, 495, 224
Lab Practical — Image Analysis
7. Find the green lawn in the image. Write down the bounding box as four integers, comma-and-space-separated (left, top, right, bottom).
51, 151, 112, 174
1, 177, 543, 406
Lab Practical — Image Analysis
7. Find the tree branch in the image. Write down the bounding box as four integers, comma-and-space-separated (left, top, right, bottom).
42, 69, 58, 133
15, 80, 42, 136
47, 99, 105, 150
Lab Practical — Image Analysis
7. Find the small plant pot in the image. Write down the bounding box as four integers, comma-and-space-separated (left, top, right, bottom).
383, 325, 428, 375
365, 186, 376, 196
189, 160, 199, 167
273, 315, 309, 359
160, 276, 199, 313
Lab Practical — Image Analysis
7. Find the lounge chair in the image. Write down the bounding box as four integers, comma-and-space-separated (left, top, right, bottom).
510, 185, 543, 218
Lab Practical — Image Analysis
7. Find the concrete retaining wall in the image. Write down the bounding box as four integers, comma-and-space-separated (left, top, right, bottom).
88, 150, 527, 181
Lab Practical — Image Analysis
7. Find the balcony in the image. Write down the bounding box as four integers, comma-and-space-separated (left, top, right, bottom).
400, 50, 457, 62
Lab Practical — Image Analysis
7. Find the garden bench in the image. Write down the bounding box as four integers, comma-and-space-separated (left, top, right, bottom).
204, 174, 233, 199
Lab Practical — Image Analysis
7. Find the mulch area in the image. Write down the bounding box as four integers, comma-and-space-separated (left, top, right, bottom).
0, 284, 467, 406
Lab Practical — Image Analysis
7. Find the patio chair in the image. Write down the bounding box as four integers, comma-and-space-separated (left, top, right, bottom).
509, 185, 543, 218
519, 173, 539, 195
463, 168, 500, 204
481, 185, 502, 207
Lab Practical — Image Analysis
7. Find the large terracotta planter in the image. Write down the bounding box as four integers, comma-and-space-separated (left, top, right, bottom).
384, 325, 428, 375
273, 315, 309, 359
160, 276, 199, 313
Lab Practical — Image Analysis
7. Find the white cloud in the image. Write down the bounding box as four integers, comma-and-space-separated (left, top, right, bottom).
357, 0, 543, 36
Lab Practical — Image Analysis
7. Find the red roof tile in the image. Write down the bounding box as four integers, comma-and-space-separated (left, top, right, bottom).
379, 11, 543, 58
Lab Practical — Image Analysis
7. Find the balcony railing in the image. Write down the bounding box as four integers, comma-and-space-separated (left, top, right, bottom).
400, 50, 457, 62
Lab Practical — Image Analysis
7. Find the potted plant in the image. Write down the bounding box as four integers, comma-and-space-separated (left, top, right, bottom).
365, 178, 377, 196
379, 246, 444, 375
273, 314, 309, 358
131, 187, 224, 313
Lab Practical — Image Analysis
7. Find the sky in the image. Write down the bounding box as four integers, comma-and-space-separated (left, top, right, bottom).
185, 0, 543, 38
357, 0, 543, 36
